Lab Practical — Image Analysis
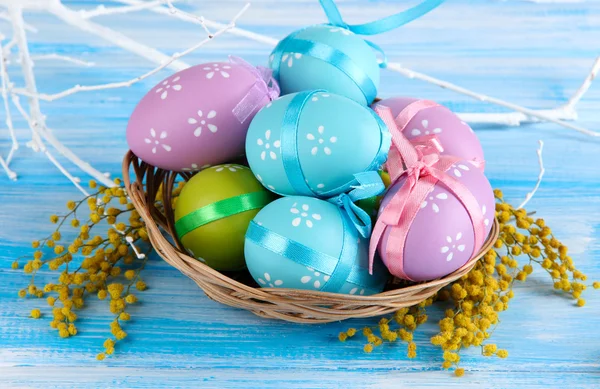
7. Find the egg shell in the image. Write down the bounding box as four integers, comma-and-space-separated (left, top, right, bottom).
245, 196, 389, 295
378, 160, 495, 281
127, 61, 273, 172
269, 24, 380, 105
373, 97, 484, 167
246, 91, 389, 197
174, 164, 275, 271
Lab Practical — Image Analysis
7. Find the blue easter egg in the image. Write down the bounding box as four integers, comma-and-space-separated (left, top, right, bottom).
269, 24, 380, 105
244, 196, 389, 295
245, 90, 390, 197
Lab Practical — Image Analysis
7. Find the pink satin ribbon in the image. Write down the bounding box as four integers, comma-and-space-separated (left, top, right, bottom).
230, 56, 280, 124
369, 102, 487, 280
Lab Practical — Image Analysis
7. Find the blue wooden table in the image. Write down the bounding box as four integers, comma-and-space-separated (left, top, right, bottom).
1, 1, 599, 387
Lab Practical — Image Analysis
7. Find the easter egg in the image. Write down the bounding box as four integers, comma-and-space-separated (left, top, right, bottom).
373, 98, 485, 168
244, 196, 389, 295
174, 164, 276, 271
269, 24, 380, 105
246, 90, 390, 197
377, 160, 495, 281
127, 58, 279, 172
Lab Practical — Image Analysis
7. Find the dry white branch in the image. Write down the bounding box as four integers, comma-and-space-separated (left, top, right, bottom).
78, 1, 164, 19
46, 1, 188, 72
386, 62, 599, 137
564, 57, 600, 112
30, 53, 95, 67
518, 140, 545, 210
11, 3, 250, 102
116, 0, 279, 45
8, 3, 115, 193
0, 35, 18, 180
0, 11, 37, 32
163, 0, 213, 37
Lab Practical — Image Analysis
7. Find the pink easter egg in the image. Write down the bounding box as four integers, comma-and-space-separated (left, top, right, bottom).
127, 60, 278, 171
378, 160, 495, 281
373, 97, 484, 168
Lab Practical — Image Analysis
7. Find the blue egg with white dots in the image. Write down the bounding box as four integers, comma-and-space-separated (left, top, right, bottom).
245, 90, 390, 197
244, 196, 389, 295
269, 24, 380, 105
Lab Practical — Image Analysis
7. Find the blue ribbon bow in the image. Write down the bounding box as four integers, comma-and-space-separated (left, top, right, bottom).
327, 171, 385, 238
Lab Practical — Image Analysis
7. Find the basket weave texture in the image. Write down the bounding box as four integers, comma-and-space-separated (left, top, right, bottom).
123, 151, 500, 324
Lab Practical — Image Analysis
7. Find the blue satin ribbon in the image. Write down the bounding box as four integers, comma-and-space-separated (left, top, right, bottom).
319, 0, 445, 35
279, 38, 378, 103
327, 171, 385, 238
280, 90, 323, 197
246, 215, 384, 293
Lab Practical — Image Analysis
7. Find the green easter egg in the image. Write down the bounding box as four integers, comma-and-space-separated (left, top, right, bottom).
174, 164, 275, 271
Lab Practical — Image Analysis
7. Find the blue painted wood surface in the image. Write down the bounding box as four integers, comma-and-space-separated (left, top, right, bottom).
1, 0, 599, 387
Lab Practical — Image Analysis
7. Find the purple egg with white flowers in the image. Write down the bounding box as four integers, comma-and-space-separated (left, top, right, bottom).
377, 159, 495, 281
126, 59, 279, 172
373, 97, 485, 169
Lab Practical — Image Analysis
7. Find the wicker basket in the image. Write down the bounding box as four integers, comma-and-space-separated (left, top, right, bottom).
122, 151, 499, 324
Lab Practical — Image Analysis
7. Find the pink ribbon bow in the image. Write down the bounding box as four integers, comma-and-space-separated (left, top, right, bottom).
369, 102, 487, 280
230, 56, 281, 124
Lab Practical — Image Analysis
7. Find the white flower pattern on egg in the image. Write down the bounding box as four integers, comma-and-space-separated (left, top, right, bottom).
440, 232, 466, 262
349, 287, 365, 295
452, 164, 470, 178
155, 76, 182, 100
307, 125, 337, 156
214, 164, 243, 173
188, 110, 217, 137
300, 266, 329, 289
281, 52, 302, 67
203, 63, 231, 79
421, 192, 448, 213
143, 128, 171, 154
257, 130, 280, 161
257, 272, 283, 287
181, 163, 210, 172
290, 203, 321, 228
411, 119, 442, 136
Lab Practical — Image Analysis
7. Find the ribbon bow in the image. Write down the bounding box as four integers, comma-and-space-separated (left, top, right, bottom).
328, 171, 385, 238
230, 56, 280, 124
368, 105, 487, 279
319, 0, 445, 68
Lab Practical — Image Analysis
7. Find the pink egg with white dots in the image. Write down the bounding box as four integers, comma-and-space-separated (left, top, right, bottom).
373, 97, 485, 169
126, 59, 278, 171
377, 159, 495, 281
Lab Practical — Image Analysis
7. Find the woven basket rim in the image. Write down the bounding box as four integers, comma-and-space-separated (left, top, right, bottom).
122, 151, 500, 322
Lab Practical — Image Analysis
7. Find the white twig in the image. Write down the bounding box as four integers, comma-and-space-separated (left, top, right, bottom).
115, 0, 279, 45
386, 62, 600, 137
0, 11, 37, 33
563, 57, 600, 112
78, 1, 164, 19
8, 3, 115, 192
43, 148, 90, 196
0, 35, 18, 179
126, 236, 146, 259
517, 140, 545, 210
163, 0, 213, 37
30, 53, 95, 67
46, 1, 189, 72
12, 3, 251, 102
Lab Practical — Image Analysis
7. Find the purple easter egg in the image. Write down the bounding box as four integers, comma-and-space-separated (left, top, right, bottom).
127, 60, 277, 171
373, 97, 484, 168
378, 160, 495, 281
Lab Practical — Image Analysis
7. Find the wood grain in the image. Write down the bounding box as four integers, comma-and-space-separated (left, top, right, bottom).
0, 0, 599, 388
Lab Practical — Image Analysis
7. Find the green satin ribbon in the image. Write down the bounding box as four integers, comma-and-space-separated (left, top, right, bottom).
175, 191, 273, 239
